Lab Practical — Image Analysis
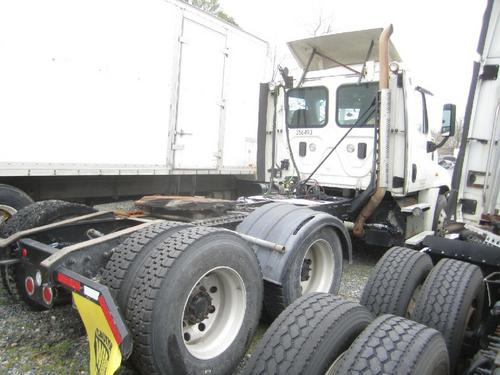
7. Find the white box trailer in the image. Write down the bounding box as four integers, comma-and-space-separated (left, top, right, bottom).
0, 0, 269, 202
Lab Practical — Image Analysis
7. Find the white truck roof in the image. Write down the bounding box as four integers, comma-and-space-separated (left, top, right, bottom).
288, 28, 402, 71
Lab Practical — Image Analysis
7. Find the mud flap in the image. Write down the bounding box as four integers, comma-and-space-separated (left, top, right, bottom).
50, 268, 131, 375
73, 292, 122, 375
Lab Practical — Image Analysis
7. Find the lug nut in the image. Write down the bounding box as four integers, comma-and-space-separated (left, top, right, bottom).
184, 333, 191, 342
198, 323, 206, 332
210, 286, 217, 293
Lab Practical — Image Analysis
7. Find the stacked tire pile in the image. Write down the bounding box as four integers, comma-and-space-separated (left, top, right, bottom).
244, 247, 484, 375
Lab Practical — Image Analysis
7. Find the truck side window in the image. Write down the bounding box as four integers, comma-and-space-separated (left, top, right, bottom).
417, 91, 429, 134
336, 82, 378, 127
286, 86, 328, 128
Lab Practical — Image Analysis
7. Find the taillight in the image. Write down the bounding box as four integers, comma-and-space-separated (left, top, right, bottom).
42, 286, 54, 305
56, 272, 81, 291
25, 276, 35, 295
21, 247, 28, 257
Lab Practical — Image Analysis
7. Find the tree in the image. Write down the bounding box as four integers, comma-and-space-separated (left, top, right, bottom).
308, 15, 333, 36
183, 0, 238, 26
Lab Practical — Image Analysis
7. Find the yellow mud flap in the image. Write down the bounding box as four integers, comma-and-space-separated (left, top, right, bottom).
74, 292, 122, 375
51, 268, 132, 375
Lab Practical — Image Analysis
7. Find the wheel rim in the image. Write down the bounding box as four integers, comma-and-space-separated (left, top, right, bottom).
406, 285, 422, 319
181, 266, 246, 360
300, 239, 335, 295
325, 351, 346, 375
0, 204, 16, 226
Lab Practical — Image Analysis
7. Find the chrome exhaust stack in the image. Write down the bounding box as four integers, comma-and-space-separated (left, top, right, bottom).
353, 24, 393, 237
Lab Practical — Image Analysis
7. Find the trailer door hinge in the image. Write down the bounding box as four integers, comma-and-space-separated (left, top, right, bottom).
172, 144, 185, 150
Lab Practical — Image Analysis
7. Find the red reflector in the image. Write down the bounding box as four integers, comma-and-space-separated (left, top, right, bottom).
98, 294, 122, 345
56, 272, 81, 291
21, 248, 28, 257
42, 286, 53, 305
25, 277, 35, 295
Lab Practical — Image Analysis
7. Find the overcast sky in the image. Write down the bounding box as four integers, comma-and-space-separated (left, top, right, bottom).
220, 0, 487, 121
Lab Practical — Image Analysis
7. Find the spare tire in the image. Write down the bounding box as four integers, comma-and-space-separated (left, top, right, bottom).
360, 246, 433, 318
412, 258, 484, 372
242, 293, 373, 375
0, 200, 96, 309
334, 314, 449, 375
126, 226, 263, 375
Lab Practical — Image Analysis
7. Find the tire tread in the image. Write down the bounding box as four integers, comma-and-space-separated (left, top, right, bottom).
336, 314, 448, 374
360, 246, 432, 317
244, 293, 372, 375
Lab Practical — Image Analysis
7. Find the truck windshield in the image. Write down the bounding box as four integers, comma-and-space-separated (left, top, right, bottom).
336, 82, 378, 127
286, 86, 328, 128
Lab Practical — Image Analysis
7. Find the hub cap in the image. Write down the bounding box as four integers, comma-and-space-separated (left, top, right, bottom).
300, 239, 335, 295
182, 266, 246, 360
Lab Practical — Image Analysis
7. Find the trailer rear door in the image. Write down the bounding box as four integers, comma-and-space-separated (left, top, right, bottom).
173, 18, 226, 169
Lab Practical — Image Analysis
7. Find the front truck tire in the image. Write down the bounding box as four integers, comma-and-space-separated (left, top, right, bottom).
237, 203, 348, 320
0, 200, 96, 310
334, 314, 449, 375
412, 258, 484, 372
242, 293, 373, 375
0, 184, 33, 228
432, 194, 448, 235
125, 226, 263, 375
360, 246, 433, 317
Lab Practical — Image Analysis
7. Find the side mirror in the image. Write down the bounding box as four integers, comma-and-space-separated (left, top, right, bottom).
441, 103, 456, 137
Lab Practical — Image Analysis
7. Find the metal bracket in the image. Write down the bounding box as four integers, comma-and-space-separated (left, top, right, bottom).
464, 224, 500, 248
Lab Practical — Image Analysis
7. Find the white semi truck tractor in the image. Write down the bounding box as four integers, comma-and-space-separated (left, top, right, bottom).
243, 1, 500, 374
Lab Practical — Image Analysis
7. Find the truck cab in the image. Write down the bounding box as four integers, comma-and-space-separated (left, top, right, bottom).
264, 28, 452, 246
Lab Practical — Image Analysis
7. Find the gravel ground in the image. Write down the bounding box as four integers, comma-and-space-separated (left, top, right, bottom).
0, 205, 385, 375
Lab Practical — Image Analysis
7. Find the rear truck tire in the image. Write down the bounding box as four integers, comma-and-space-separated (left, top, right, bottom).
242, 293, 373, 375
100, 220, 192, 312
360, 246, 433, 318
333, 314, 449, 375
412, 258, 484, 372
0, 184, 33, 228
432, 194, 448, 235
237, 202, 350, 320
0, 200, 96, 310
125, 226, 263, 375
